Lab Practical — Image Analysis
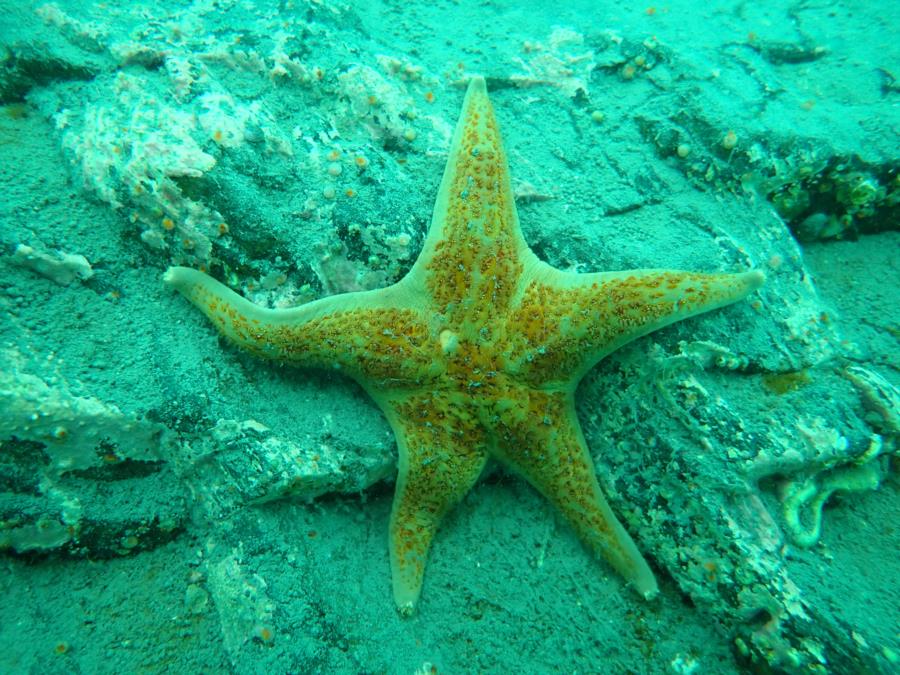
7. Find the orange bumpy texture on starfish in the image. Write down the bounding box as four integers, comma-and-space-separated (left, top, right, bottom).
165, 75, 764, 615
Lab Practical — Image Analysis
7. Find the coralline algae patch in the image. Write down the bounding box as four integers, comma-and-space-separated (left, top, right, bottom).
53, 62, 416, 289
56, 68, 295, 269
0, 364, 184, 557
336, 62, 424, 149
33, 2, 441, 294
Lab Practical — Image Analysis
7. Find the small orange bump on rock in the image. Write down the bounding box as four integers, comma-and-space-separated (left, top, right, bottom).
254, 625, 275, 645
722, 130, 738, 150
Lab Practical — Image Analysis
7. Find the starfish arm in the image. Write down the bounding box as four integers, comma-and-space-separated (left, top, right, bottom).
384, 392, 489, 615
491, 389, 659, 599
507, 265, 764, 385
404, 76, 537, 328
164, 266, 436, 387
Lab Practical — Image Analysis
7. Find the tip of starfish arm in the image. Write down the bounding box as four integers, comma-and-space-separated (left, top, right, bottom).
629, 560, 660, 601
466, 74, 487, 91
162, 266, 177, 286
392, 567, 423, 618
744, 269, 766, 289
638, 582, 660, 601
162, 265, 199, 289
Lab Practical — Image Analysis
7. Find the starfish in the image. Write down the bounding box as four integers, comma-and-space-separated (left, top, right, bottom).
164, 75, 764, 615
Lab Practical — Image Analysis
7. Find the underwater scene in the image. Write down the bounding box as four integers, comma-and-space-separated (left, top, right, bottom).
1, 1, 897, 673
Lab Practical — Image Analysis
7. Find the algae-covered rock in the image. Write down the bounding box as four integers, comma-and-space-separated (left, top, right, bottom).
0, 353, 187, 556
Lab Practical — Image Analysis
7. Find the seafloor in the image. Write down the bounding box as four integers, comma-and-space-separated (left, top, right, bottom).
1, 1, 897, 673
